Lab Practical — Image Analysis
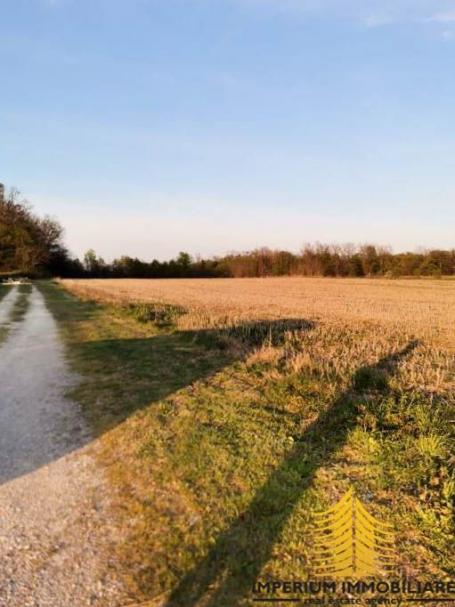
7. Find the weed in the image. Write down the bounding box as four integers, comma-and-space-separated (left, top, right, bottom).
121, 302, 186, 326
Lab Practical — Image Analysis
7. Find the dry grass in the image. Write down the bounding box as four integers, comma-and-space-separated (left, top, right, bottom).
61, 277, 455, 348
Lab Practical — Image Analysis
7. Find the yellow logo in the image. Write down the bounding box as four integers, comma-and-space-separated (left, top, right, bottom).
311, 487, 395, 578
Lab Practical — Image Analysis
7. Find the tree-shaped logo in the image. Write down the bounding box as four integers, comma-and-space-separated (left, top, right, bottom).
311, 487, 395, 578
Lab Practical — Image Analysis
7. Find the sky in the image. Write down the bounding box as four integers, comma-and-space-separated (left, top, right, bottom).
1, 0, 455, 261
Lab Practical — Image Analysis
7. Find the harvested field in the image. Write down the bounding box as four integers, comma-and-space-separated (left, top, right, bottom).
62, 277, 455, 347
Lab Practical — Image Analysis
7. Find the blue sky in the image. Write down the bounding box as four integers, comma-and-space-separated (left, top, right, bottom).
1, 0, 455, 260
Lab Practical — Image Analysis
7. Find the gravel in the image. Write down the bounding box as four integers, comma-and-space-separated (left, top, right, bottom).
0, 287, 128, 606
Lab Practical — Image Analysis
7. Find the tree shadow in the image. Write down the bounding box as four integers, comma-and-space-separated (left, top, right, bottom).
70, 317, 315, 434
165, 340, 420, 607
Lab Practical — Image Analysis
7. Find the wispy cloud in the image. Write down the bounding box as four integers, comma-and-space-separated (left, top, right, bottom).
430, 10, 455, 23
427, 7, 455, 40
237, 0, 455, 29
39, 0, 70, 7
362, 14, 395, 29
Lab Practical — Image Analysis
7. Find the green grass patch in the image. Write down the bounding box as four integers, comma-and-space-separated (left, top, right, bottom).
0, 326, 8, 344
0, 284, 7, 303
0, 285, 8, 345
8, 283, 32, 323
0, 283, 32, 345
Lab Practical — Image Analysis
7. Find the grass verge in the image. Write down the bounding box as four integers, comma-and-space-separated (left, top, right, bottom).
39, 280, 454, 606
0, 284, 8, 344
0, 284, 7, 302
0, 283, 32, 345
9, 283, 32, 323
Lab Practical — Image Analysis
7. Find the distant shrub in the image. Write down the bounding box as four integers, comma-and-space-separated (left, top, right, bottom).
122, 302, 186, 326
227, 319, 312, 346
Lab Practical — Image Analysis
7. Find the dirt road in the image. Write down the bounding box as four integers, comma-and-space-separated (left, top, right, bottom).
0, 287, 127, 606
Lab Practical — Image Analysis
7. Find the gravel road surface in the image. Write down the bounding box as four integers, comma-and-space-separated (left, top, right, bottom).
0, 287, 128, 606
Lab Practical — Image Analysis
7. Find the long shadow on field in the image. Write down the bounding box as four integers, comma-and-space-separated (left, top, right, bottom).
69, 319, 315, 435
165, 340, 419, 607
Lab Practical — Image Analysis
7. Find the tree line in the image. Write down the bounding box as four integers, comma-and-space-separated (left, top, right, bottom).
78, 244, 455, 279
0, 188, 453, 278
